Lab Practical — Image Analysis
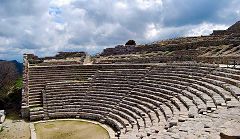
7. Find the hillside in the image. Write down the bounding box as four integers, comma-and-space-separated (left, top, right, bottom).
0, 60, 23, 109
94, 21, 240, 64
11, 60, 23, 74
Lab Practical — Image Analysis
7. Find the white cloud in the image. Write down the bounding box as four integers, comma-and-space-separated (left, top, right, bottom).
115, 1, 128, 9
145, 23, 161, 40
24, 29, 33, 35
50, 0, 75, 7
185, 23, 228, 36
0, 37, 15, 46
135, 0, 163, 10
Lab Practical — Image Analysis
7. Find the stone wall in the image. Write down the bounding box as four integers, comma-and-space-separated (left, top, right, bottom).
21, 54, 30, 118
101, 45, 136, 56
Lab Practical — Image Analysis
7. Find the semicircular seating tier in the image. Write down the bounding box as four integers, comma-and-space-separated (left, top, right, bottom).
23, 63, 240, 139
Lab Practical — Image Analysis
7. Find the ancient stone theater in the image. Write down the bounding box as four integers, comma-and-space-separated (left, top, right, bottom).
22, 21, 240, 139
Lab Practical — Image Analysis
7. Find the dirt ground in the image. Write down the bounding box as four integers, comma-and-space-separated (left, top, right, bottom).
35, 120, 110, 139
0, 112, 30, 139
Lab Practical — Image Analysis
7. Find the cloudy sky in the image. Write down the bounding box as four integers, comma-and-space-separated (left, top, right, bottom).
0, 0, 240, 61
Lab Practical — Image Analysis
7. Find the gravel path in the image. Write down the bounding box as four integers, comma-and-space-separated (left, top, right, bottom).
0, 118, 30, 139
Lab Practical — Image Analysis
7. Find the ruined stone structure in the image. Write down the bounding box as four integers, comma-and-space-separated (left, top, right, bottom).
97, 21, 240, 65
26, 52, 86, 65
22, 21, 240, 139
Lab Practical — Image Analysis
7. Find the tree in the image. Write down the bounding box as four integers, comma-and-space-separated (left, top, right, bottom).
125, 40, 136, 46
0, 61, 20, 105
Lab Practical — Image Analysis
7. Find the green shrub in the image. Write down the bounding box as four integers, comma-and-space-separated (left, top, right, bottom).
14, 77, 23, 89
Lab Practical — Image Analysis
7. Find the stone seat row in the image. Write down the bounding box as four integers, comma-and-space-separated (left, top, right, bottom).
151, 67, 239, 101
44, 83, 168, 136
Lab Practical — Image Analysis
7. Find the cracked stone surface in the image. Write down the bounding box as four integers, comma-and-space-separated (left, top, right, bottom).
158, 106, 240, 139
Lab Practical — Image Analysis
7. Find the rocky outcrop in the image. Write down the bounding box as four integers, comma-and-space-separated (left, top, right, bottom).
212, 21, 240, 36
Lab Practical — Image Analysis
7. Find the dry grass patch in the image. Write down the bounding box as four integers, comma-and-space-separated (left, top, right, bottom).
35, 120, 110, 139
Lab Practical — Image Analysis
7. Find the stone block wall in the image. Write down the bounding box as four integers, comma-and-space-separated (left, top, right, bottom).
21, 54, 30, 118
